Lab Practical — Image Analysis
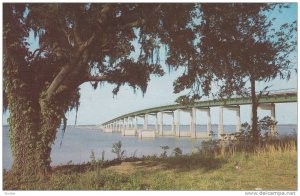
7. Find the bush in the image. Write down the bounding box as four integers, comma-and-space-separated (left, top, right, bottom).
112, 141, 125, 160
173, 147, 183, 157
160, 145, 169, 158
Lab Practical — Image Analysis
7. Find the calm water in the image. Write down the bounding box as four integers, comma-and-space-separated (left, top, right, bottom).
2, 124, 297, 170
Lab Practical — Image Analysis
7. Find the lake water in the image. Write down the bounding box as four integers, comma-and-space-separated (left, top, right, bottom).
2, 124, 297, 170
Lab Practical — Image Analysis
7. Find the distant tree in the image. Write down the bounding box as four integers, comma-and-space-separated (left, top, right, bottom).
168, 3, 297, 143
3, 3, 195, 178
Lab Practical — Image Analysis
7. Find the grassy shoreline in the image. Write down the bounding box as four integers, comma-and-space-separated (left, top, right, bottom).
4, 139, 297, 190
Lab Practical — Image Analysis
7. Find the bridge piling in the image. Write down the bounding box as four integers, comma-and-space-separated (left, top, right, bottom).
236, 106, 241, 132
112, 122, 115, 132
134, 116, 138, 131
155, 113, 159, 134
121, 118, 125, 135
176, 109, 181, 137
171, 112, 175, 135
118, 120, 122, 132
144, 114, 148, 130
218, 106, 224, 138
127, 117, 130, 129
131, 117, 134, 129
271, 103, 277, 135
207, 108, 212, 137
191, 108, 196, 138
159, 112, 163, 136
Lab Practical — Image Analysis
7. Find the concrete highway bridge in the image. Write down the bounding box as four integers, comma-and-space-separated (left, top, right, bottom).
101, 89, 297, 139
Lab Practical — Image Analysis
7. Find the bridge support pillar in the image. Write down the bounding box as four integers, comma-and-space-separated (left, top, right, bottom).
159, 112, 163, 136
236, 106, 241, 132
176, 109, 181, 137
130, 117, 134, 129
190, 108, 197, 138
126, 117, 130, 129
207, 108, 212, 137
218, 106, 224, 138
155, 113, 159, 134
118, 121, 121, 132
131, 117, 134, 129
127, 117, 130, 129
134, 116, 138, 131
122, 119, 125, 132
144, 114, 148, 130
124, 118, 126, 130
271, 103, 277, 135
171, 112, 175, 135
112, 122, 115, 132
122, 118, 125, 135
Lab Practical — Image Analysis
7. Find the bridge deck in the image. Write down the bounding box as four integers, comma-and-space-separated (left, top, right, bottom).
103, 92, 297, 125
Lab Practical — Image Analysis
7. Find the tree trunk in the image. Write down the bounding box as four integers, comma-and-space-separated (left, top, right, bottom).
8, 93, 62, 179
36, 97, 63, 176
250, 76, 259, 143
9, 97, 40, 178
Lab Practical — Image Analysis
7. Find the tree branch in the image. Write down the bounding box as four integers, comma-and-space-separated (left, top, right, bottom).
28, 47, 45, 61
78, 33, 95, 52
86, 74, 109, 82
119, 19, 146, 31
97, 4, 113, 26
45, 64, 72, 100
72, 15, 83, 45
62, 29, 74, 47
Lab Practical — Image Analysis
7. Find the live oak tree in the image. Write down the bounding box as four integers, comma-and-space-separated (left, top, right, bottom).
168, 3, 296, 142
3, 3, 194, 178
4, 3, 296, 180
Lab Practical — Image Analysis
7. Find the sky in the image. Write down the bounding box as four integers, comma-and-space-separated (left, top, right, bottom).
2, 3, 298, 126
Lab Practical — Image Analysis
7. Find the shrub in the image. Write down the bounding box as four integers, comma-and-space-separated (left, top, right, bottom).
112, 141, 125, 160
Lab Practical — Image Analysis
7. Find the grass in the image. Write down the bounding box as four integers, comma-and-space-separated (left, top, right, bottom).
3, 139, 297, 190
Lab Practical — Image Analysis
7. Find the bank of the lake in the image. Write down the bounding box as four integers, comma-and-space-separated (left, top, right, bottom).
3, 124, 297, 170
4, 138, 297, 190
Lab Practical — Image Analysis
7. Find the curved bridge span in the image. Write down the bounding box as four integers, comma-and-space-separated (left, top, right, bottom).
101, 90, 297, 139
